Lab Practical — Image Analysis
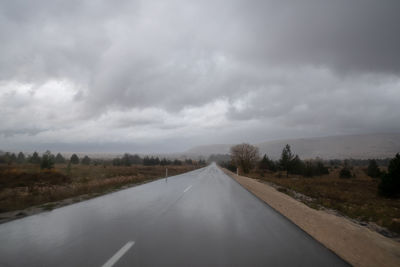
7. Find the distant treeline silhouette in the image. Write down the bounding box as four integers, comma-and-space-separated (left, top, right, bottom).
0, 151, 206, 169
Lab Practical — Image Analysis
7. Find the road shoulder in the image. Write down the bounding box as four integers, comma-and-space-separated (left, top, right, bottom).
221, 168, 400, 267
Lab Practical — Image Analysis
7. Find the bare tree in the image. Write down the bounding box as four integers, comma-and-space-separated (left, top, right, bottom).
230, 143, 260, 174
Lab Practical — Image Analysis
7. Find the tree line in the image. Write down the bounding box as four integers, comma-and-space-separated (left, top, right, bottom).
0, 151, 205, 169
112, 153, 205, 166
225, 143, 400, 198
227, 143, 329, 178
0, 151, 92, 169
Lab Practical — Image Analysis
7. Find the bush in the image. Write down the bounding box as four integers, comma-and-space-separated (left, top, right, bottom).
81, 155, 91, 165
339, 168, 352, 178
221, 161, 236, 172
379, 153, 400, 197
367, 159, 381, 178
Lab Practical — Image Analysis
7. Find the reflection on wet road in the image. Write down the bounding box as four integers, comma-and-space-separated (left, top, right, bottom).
0, 163, 348, 266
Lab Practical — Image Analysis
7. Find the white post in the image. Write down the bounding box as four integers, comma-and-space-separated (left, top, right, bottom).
236, 168, 239, 176
166, 168, 168, 178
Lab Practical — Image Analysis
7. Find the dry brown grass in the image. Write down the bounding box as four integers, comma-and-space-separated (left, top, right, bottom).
247, 167, 400, 235
0, 164, 200, 213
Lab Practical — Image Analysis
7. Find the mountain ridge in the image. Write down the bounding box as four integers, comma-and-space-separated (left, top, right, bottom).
186, 133, 400, 159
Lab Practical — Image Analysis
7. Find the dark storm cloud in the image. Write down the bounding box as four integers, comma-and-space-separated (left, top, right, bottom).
0, 0, 399, 152
231, 0, 400, 73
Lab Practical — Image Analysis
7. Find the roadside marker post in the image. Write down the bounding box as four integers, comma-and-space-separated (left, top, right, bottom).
236, 168, 239, 176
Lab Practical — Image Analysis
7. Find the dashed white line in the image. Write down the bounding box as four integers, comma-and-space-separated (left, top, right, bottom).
102, 241, 135, 267
183, 185, 193, 193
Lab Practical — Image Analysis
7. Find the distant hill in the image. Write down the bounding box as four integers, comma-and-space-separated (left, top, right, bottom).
186, 144, 231, 156
186, 133, 400, 159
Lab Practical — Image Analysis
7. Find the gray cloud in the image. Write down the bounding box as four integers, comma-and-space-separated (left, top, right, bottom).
0, 0, 399, 153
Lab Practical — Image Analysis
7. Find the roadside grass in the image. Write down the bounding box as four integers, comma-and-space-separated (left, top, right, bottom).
0, 164, 200, 213
246, 167, 400, 235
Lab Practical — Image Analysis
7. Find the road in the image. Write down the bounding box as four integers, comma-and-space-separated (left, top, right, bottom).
0, 163, 349, 266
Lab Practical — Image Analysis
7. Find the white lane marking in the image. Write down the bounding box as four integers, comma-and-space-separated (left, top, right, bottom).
183, 185, 193, 193
102, 241, 135, 267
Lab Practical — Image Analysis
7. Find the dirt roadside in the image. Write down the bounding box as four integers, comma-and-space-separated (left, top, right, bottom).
221, 168, 400, 267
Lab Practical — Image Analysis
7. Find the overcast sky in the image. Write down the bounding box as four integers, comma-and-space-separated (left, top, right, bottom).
1, 0, 400, 153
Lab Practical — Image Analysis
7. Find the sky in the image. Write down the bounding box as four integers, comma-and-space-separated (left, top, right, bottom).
1, 0, 400, 153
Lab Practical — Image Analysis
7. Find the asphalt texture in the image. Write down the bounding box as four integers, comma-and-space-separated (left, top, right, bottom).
0, 163, 349, 266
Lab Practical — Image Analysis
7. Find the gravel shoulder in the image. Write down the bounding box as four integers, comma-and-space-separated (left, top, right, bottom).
222, 168, 400, 267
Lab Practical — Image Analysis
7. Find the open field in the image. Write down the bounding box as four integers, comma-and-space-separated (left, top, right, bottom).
0, 163, 201, 214
245, 166, 400, 236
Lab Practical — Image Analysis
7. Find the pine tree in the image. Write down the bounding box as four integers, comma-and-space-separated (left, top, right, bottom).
17, 152, 26, 164
30, 151, 41, 164
55, 153, 66, 164
279, 144, 295, 177
379, 153, 400, 197
40, 150, 55, 169
70, 154, 80, 164
81, 155, 91, 165
367, 159, 381, 178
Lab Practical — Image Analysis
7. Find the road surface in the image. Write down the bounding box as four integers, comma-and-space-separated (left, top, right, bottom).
0, 163, 349, 266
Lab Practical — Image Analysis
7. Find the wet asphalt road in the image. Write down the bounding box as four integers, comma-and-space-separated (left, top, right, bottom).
0, 163, 349, 267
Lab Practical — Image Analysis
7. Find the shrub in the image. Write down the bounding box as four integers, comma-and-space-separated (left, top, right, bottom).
81, 155, 91, 165
379, 153, 400, 197
221, 161, 236, 172
367, 159, 381, 178
339, 168, 352, 178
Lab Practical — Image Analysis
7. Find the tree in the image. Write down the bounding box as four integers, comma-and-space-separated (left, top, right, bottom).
303, 160, 329, 177
230, 143, 260, 174
379, 153, 400, 197
9, 153, 17, 163
70, 154, 80, 164
55, 153, 66, 164
81, 155, 91, 165
17, 152, 26, 164
367, 159, 381, 178
173, 159, 182, 165
30, 151, 41, 164
112, 157, 122, 166
119, 153, 142, 166
339, 160, 353, 178
259, 154, 277, 172
121, 153, 132, 166
1, 152, 16, 165
40, 150, 55, 169
291, 155, 305, 175
160, 158, 170, 166
279, 144, 295, 177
